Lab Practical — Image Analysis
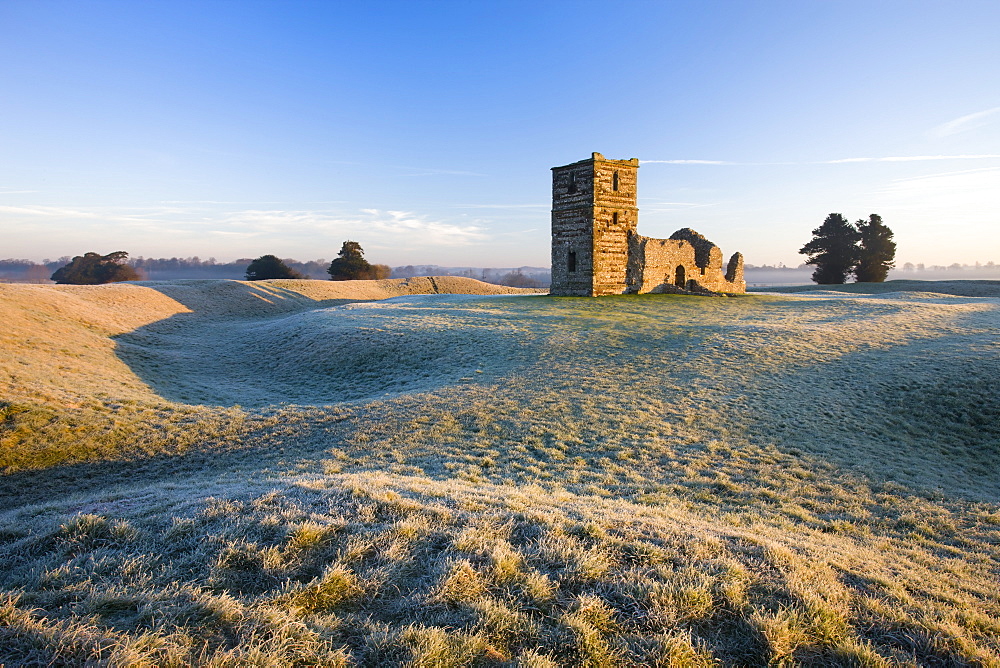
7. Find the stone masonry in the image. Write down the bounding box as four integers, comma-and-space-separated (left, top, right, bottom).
550, 153, 745, 296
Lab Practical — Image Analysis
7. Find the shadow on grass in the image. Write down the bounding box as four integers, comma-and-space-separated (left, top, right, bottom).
734, 311, 1000, 504
0, 441, 276, 509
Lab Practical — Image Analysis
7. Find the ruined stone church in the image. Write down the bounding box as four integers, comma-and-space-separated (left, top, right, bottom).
550, 153, 745, 296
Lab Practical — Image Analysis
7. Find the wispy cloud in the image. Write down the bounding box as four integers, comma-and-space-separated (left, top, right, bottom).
824, 154, 1000, 164
364, 209, 489, 245
639, 199, 712, 206
187, 208, 490, 247
884, 166, 999, 183
869, 167, 1000, 221
0, 204, 104, 219
641, 159, 733, 165
1, 203, 492, 258
450, 203, 548, 210
219, 204, 528, 245
397, 168, 489, 177
932, 106, 1000, 138
642, 155, 1000, 166
158, 200, 325, 205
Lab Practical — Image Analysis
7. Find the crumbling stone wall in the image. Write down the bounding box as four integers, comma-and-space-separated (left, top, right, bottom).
550, 153, 745, 296
625, 228, 745, 294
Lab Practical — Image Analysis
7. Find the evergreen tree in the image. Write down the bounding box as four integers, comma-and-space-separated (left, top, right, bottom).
244, 255, 303, 280
327, 241, 373, 280
51, 251, 141, 284
799, 214, 861, 284
854, 214, 896, 282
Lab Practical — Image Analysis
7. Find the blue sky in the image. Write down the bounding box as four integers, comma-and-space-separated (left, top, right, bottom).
2, 0, 998, 268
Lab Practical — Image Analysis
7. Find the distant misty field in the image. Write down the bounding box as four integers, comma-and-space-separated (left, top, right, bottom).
1, 278, 998, 666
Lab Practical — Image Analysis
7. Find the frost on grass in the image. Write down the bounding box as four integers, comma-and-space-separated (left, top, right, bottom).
1, 476, 998, 665
115, 294, 535, 406
1, 279, 999, 664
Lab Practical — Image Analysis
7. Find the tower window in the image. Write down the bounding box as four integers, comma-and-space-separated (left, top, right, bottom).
612, 212, 619, 226
568, 251, 577, 273
613, 171, 619, 191
568, 172, 577, 194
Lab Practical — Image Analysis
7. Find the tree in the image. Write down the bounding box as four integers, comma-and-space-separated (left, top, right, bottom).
854, 214, 896, 282
799, 214, 861, 284
328, 241, 376, 280
51, 251, 141, 284
244, 255, 303, 280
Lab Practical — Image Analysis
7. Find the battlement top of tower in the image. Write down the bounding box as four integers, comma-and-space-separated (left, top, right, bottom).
551, 153, 640, 170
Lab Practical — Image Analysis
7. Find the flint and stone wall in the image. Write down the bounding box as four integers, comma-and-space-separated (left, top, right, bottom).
626, 229, 746, 294
550, 153, 745, 297
551, 153, 639, 296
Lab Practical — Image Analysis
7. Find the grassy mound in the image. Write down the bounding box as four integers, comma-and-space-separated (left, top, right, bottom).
1, 280, 999, 665
114, 294, 532, 406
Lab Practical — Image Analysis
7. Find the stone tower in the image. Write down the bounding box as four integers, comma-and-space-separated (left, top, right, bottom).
550, 152, 640, 296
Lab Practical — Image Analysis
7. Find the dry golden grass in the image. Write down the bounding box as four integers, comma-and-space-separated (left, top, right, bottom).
1, 278, 998, 666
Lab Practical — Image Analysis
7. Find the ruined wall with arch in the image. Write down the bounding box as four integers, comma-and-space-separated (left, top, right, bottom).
626, 228, 745, 294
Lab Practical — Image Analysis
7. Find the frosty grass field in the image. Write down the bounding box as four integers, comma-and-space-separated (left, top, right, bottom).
1, 277, 998, 666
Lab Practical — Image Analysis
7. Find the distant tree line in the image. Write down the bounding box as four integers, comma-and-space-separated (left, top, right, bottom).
799, 213, 897, 284
394, 265, 550, 288
131, 256, 331, 280
0, 259, 57, 282
6, 241, 397, 285
1, 256, 557, 286
898, 261, 999, 274
0, 255, 336, 280
31, 236, 998, 287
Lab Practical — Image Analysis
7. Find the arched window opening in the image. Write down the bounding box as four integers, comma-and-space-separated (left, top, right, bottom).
568, 172, 577, 194
613, 171, 619, 191
568, 251, 577, 273
675, 265, 685, 287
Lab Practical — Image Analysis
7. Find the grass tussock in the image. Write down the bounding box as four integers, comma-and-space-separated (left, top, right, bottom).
1, 279, 999, 664
2, 476, 999, 665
